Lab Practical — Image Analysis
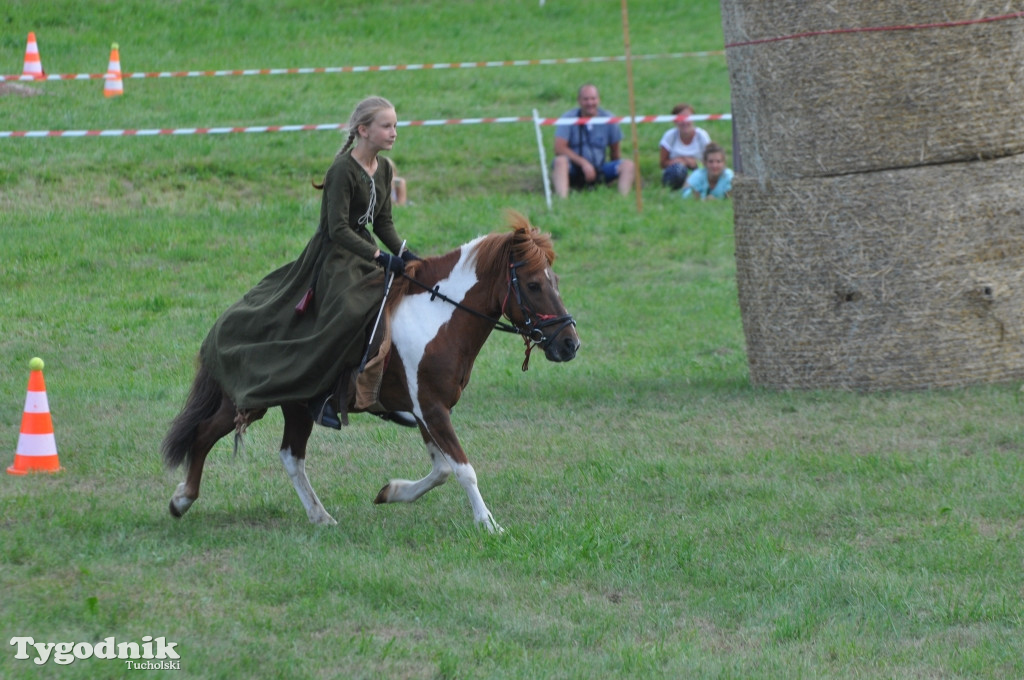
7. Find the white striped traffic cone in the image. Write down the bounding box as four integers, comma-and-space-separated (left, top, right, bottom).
22, 32, 44, 80
8, 358, 62, 475
103, 42, 123, 98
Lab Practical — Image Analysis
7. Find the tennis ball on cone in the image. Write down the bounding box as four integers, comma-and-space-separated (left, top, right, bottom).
29, 357, 44, 371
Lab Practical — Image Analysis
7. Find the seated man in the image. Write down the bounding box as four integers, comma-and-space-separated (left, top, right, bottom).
552, 84, 635, 198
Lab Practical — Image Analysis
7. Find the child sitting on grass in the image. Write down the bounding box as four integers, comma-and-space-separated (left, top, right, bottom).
681, 143, 733, 200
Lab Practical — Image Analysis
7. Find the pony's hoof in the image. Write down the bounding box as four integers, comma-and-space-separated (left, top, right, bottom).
479, 515, 504, 534
373, 483, 392, 504
169, 483, 194, 518
309, 512, 338, 526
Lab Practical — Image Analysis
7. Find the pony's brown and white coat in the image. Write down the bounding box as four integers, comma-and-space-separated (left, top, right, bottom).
162, 212, 579, 532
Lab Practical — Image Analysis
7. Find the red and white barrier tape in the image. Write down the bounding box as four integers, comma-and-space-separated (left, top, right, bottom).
0, 113, 731, 139
2, 50, 724, 82
538, 113, 731, 126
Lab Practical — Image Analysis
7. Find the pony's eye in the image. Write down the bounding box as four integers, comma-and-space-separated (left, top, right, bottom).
527, 282, 542, 293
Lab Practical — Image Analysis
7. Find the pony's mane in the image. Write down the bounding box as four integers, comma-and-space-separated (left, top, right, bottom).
473, 210, 555, 276
387, 211, 554, 311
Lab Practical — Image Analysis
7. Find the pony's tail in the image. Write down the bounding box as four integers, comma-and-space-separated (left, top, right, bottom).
161, 361, 224, 470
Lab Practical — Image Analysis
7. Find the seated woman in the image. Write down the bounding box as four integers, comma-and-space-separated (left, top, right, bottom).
383, 157, 408, 206
659, 103, 711, 190
681, 143, 733, 200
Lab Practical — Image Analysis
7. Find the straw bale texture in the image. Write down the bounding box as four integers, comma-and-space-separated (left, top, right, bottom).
721, 1, 1024, 179
734, 154, 1024, 390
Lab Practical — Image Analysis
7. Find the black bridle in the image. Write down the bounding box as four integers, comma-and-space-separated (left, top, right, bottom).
401, 257, 576, 371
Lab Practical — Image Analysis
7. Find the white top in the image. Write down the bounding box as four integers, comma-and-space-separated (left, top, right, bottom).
659, 127, 711, 161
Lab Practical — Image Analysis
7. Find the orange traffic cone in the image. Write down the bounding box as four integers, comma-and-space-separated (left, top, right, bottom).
22, 31, 44, 80
103, 42, 123, 98
8, 358, 62, 475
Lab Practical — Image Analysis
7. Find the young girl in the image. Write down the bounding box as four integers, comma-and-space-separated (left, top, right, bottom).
682, 143, 733, 200
199, 96, 417, 429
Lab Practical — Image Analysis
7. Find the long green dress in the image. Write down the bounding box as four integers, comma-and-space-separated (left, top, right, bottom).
200, 151, 404, 410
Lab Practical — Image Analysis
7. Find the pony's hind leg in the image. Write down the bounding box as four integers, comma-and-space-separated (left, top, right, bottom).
280, 404, 336, 525
168, 396, 238, 518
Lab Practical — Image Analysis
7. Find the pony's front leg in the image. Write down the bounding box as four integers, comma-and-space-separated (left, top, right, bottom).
373, 442, 452, 505
434, 442, 503, 534
280, 404, 336, 526
375, 416, 503, 533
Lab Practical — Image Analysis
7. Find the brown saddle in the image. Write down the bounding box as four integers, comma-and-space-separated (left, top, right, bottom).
332, 314, 393, 426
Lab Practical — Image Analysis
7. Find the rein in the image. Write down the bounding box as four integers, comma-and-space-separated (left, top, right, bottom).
400, 257, 576, 371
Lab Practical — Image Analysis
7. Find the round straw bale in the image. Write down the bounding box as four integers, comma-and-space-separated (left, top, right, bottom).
722, 1, 1024, 179
734, 154, 1024, 390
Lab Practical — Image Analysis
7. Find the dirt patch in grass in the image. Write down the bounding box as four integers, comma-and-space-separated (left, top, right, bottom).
0, 82, 44, 97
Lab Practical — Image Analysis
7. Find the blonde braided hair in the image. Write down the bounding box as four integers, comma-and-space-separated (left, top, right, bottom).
313, 96, 395, 189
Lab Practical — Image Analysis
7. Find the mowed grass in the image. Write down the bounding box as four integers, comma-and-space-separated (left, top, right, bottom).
2, 2, 1024, 679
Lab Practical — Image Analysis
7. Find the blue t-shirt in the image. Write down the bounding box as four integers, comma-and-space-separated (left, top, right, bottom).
682, 167, 733, 199
555, 108, 623, 168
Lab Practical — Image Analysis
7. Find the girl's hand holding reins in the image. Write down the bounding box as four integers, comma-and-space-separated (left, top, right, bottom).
375, 252, 406, 274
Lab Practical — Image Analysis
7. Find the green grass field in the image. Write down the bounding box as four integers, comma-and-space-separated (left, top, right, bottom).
2, 2, 1023, 678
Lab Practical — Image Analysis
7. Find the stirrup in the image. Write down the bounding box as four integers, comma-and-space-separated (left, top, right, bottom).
377, 411, 417, 428
309, 394, 341, 430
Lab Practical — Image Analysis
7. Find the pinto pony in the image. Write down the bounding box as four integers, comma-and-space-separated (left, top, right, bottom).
161, 211, 579, 532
